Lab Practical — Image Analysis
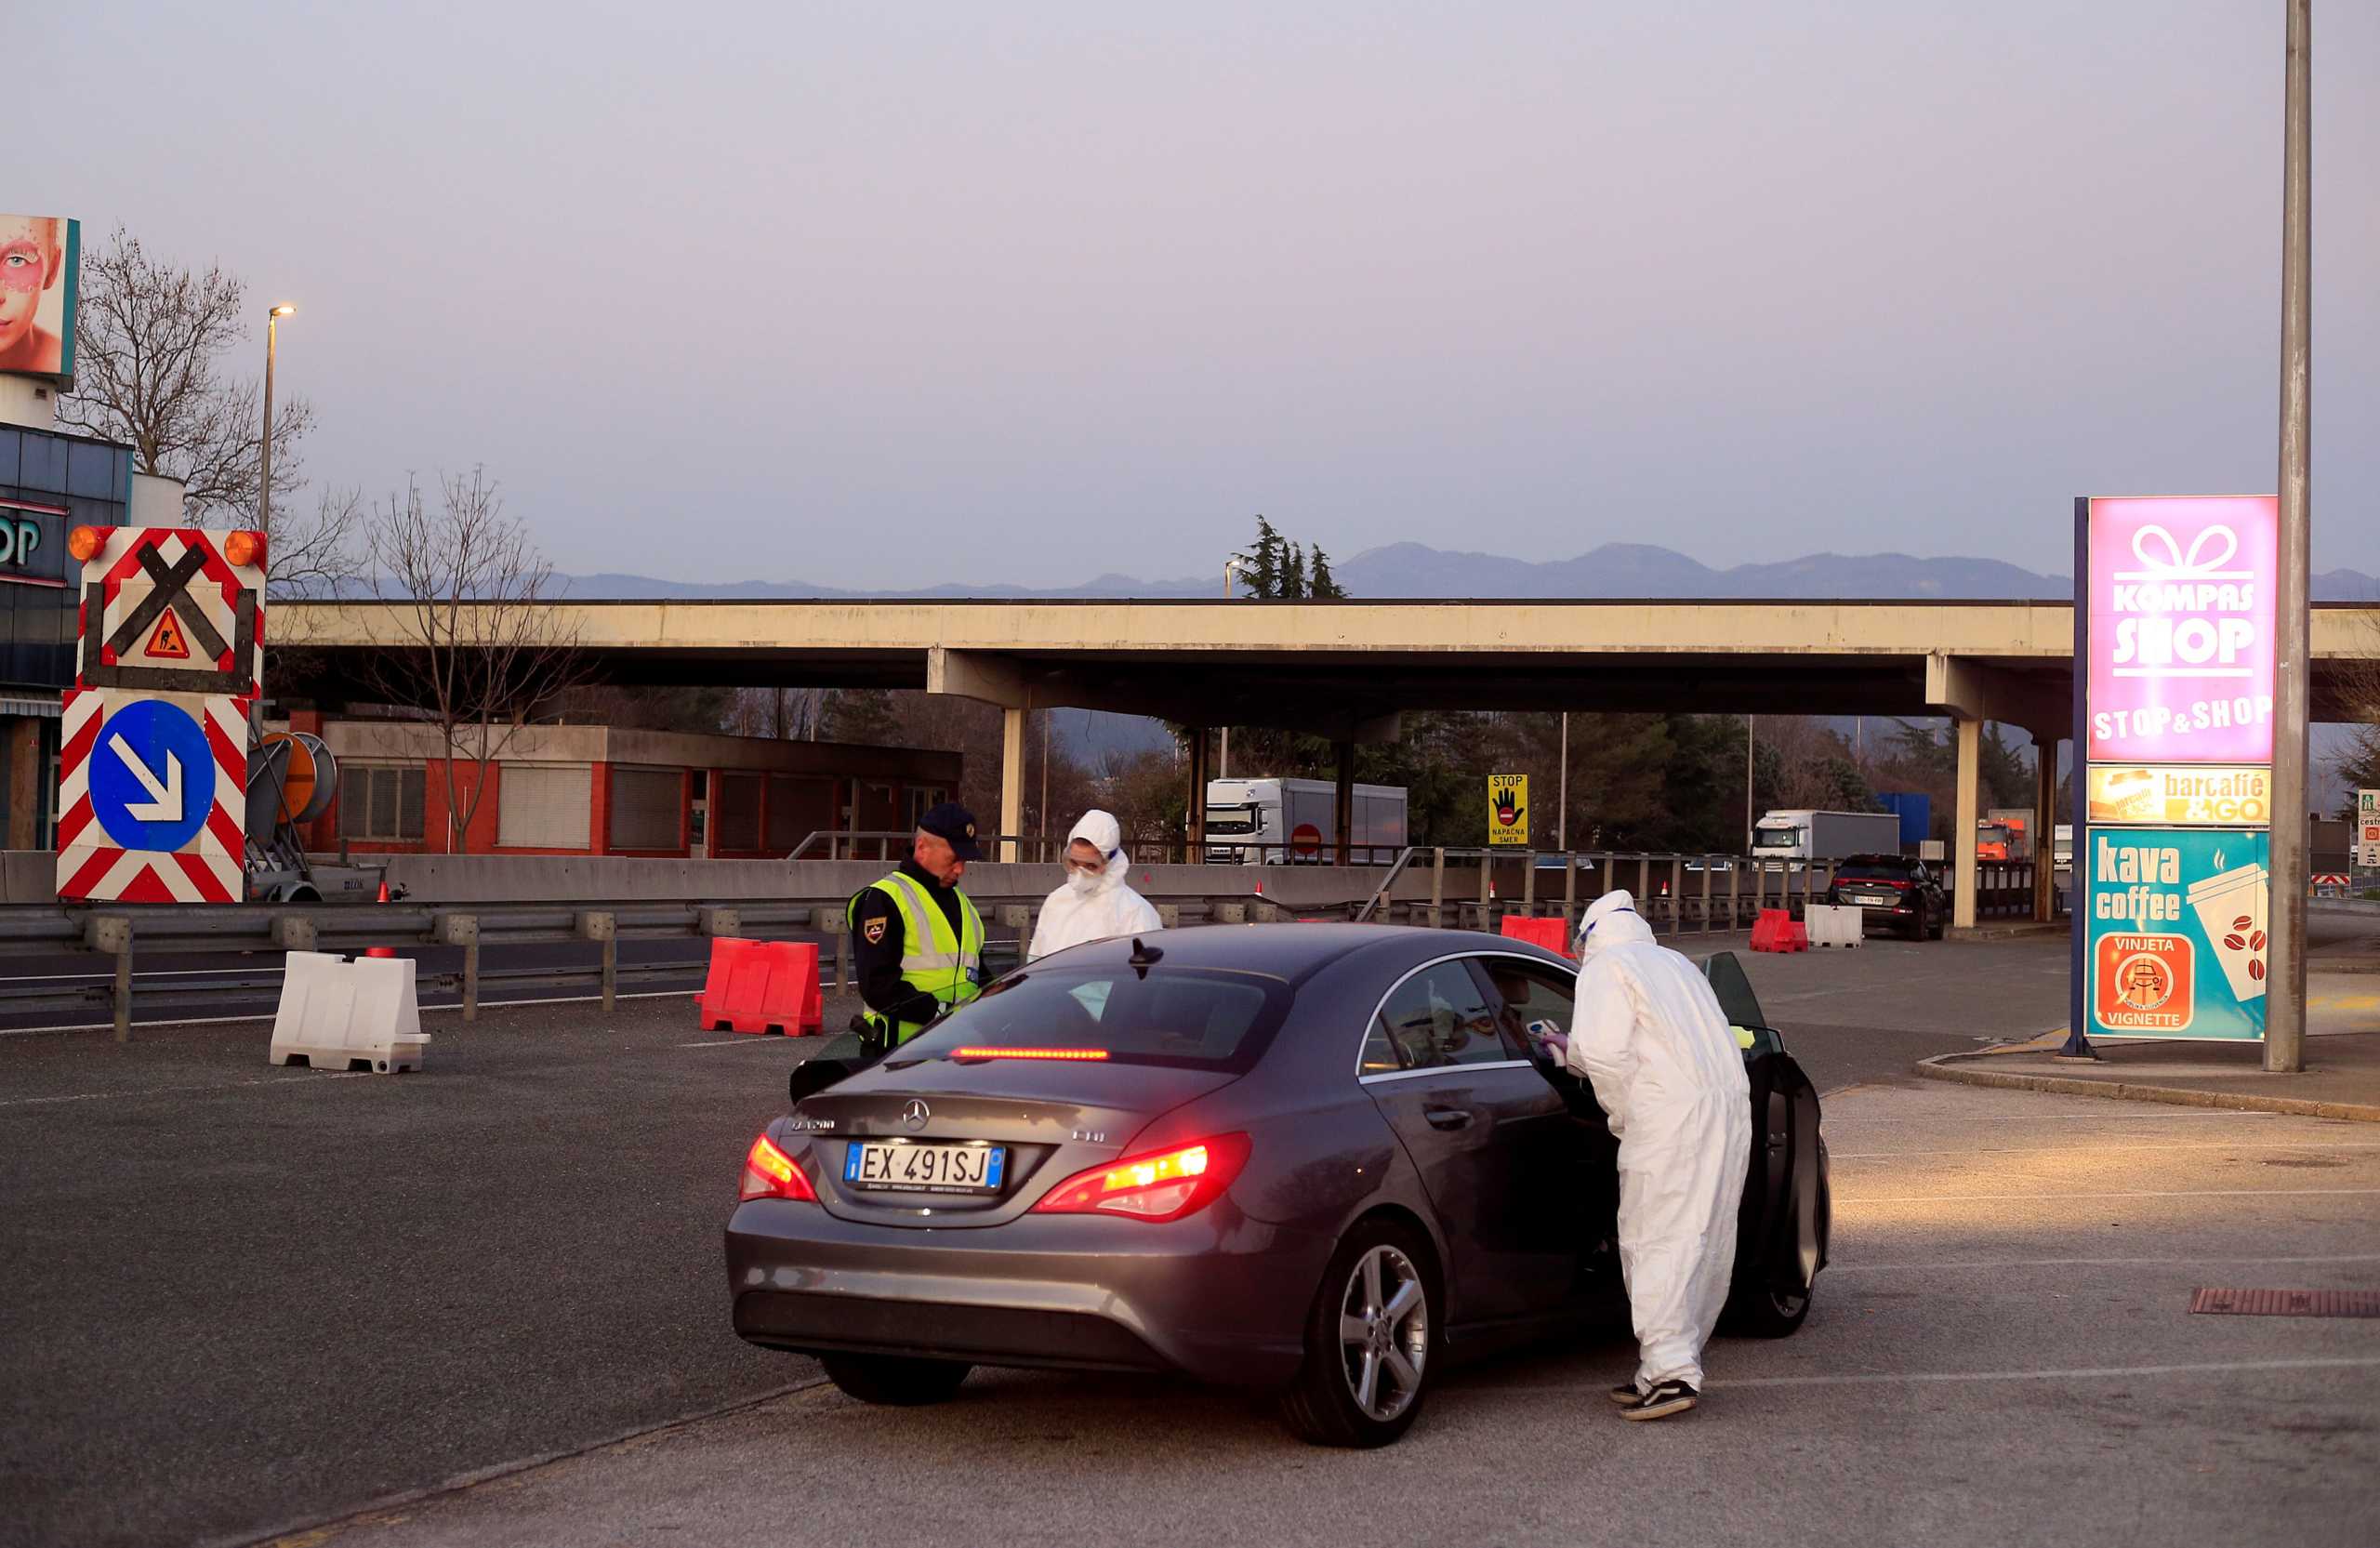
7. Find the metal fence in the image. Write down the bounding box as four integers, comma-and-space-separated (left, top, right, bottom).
1, 848, 2050, 1039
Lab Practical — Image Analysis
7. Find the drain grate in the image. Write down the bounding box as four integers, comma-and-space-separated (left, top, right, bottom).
2190, 1288, 2380, 1318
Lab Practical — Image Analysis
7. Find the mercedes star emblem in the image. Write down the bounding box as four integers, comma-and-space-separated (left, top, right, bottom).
902, 1099, 931, 1131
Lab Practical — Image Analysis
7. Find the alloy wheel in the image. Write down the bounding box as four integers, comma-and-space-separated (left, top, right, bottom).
1336, 1243, 1429, 1422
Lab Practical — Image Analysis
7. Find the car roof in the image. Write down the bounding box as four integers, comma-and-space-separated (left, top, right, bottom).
1839, 853, 1913, 867
1025, 922, 1573, 983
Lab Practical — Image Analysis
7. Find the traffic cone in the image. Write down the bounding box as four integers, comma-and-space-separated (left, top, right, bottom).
365, 880, 395, 959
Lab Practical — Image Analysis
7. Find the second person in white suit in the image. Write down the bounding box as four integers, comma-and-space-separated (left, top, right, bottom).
1027, 810, 1162, 961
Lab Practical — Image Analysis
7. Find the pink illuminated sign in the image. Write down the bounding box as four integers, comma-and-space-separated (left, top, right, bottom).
2085, 496, 2278, 765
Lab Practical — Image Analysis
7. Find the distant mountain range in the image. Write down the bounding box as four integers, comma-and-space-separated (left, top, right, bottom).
564, 541, 2380, 602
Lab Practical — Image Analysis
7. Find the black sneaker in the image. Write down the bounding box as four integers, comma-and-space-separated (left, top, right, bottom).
1607, 1383, 1644, 1407
1619, 1380, 1699, 1422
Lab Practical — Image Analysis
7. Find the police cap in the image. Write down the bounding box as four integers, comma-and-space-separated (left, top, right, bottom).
919, 801, 984, 861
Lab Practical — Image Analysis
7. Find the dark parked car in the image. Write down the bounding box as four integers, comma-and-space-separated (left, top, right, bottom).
1822, 853, 1949, 940
725, 925, 1829, 1448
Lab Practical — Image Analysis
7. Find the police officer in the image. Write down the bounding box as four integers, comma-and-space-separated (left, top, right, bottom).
848, 802, 987, 1051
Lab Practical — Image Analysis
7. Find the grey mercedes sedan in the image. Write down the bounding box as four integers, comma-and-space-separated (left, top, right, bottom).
724, 924, 1828, 1448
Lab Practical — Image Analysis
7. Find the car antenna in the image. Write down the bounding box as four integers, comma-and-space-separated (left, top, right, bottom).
1128, 937, 1163, 977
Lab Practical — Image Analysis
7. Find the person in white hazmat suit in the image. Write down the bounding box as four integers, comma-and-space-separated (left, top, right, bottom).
1543, 890, 1752, 1421
1026, 810, 1162, 961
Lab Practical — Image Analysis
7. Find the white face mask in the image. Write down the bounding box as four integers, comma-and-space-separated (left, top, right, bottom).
1066, 868, 1104, 897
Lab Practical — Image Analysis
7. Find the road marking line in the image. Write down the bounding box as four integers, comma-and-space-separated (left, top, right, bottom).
1826, 1253, 2380, 1272
0, 1073, 372, 1107
680, 1037, 800, 1048
0, 988, 696, 1039
1832, 1141, 2380, 1158
1490, 1356, 2380, 1394
1844, 1187, 2380, 1202
1712, 1356, 2380, 1391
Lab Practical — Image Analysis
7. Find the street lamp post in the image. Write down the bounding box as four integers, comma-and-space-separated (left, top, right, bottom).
258, 304, 295, 530
1220, 558, 1245, 779
2268, 0, 2313, 1073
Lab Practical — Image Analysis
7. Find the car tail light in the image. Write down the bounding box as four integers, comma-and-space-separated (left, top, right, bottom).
949, 1046, 1110, 1062
739, 1132, 817, 1203
1030, 1132, 1251, 1223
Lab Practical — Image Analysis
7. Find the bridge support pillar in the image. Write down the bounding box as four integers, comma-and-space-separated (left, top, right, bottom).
2031, 733, 2059, 924
1953, 717, 1980, 931
1333, 741, 1355, 864
999, 708, 1025, 863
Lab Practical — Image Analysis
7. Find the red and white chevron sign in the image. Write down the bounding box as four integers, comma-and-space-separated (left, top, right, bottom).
74, 527, 266, 700
55, 688, 249, 904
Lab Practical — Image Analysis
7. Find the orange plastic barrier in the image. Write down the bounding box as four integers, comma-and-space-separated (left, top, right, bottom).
1749, 909, 1809, 953
696, 939, 824, 1035
1498, 916, 1575, 958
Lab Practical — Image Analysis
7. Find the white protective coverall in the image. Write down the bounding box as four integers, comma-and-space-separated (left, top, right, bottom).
1027, 810, 1162, 961
1563, 890, 1752, 1392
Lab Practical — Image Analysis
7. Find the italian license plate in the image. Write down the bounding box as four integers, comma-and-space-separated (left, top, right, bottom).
845, 1141, 1007, 1195
1852, 892, 1895, 906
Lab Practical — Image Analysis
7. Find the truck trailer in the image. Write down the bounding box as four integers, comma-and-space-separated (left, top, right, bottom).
1203, 778, 1408, 864
1752, 808, 1903, 867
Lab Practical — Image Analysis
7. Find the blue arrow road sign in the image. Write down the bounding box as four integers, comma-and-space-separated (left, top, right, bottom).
90, 698, 214, 854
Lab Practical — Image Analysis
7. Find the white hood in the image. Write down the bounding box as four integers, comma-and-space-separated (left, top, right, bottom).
1026, 810, 1163, 961
1579, 889, 1655, 955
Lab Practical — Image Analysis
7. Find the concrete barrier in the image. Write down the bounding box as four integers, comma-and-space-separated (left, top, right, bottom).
1804, 904, 1864, 949
269, 952, 430, 1074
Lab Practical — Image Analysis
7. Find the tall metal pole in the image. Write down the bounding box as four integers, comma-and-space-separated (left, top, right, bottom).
2267, 0, 2314, 1074
1219, 561, 1239, 780
1557, 711, 1569, 852
1745, 714, 1756, 851
258, 311, 280, 530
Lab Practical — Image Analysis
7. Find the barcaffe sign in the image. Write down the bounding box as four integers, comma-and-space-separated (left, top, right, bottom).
2083, 496, 2278, 765
2086, 765, 2270, 828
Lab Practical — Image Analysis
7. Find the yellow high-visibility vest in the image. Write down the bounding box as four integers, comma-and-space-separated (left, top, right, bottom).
854, 872, 985, 1043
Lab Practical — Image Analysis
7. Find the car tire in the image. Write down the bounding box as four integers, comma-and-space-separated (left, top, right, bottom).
818, 1352, 972, 1407
1928, 904, 1948, 941
1723, 1279, 1813, 1339
1905, 901, 1929, 942
1279, 1219, 1438, 1449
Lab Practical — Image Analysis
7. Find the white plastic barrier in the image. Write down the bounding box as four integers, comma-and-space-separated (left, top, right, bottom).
1803, 904, 1865, 949
269, 951, 430, 1073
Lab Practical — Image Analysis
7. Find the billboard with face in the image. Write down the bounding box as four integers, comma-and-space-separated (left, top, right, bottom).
0, 215, 78, 383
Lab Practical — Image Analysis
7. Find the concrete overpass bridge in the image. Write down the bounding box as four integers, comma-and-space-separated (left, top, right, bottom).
277, 597, 2380, 928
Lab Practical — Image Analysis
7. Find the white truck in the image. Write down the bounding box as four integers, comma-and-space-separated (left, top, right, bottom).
1204, 778, 1408, 864
1752, 809, 1902, 868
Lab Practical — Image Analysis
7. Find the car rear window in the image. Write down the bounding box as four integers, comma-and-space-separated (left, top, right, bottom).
1834, 862, 1911, 880
900, 965, 1294, 1072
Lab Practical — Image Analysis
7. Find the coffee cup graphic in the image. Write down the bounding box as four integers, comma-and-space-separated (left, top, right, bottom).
2185, 853, 2268, 1003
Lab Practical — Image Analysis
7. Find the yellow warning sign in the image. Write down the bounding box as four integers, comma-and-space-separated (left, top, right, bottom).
142, 609, 192, 660
1487, 774, 1529, 847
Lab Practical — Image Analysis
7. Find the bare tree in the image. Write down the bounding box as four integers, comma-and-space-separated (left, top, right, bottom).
57, 227, 316, 522
724, 685, 827, 740
359, 470, 585, 853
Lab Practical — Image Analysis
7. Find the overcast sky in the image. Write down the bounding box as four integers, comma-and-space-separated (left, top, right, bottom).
21, 3, 2379, 588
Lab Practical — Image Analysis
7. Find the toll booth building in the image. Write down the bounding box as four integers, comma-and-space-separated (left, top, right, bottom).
275, 718, 962, 859
0, 422, 141, 851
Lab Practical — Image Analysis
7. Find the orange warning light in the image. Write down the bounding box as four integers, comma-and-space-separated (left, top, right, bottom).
224, 530, 266, 569
68, 525, 105, 562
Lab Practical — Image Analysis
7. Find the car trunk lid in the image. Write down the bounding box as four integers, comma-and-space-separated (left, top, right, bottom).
793, 1058, 1240, 1226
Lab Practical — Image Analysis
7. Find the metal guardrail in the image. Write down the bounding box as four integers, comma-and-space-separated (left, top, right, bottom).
5, 850, 2054, 1039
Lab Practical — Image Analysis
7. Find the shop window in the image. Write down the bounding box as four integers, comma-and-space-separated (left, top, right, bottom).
607, 767, 683, 851
714, 771, 763, 852
340, 766, 427, 842
498, 764, 593, 850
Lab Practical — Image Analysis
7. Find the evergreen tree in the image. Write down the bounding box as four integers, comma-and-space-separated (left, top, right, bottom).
1309, 547, 1342, 598
820, 688, 902, 746
1281, 541, 1308, 600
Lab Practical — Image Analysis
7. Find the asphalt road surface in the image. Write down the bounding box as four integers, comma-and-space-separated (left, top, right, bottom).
5, 929, 2369, 1547
279, 1083, 2380, 1548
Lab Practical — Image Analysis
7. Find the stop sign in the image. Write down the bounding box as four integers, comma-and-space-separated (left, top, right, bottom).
1290, 822, 1322, 859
